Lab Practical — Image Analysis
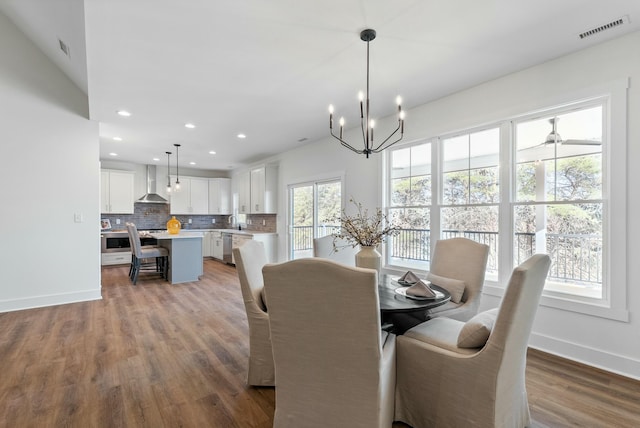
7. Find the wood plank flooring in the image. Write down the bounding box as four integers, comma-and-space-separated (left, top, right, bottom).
0, 259, 638, 427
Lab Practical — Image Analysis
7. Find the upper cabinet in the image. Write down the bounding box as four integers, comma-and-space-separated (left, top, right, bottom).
101, 169, 135, 214
169, 176, 209, 214
235, 164, 278, 214
250, 165, 277, 213
208, 178, 231, 214
236, 171, 251, 214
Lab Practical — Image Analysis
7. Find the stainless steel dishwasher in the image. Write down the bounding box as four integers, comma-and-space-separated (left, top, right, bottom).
222, 233, 233, 264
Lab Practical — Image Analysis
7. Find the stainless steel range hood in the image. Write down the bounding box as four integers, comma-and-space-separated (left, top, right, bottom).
137, 165, 168, 203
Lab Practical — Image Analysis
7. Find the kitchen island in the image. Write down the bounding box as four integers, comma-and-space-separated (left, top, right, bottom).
152, 232, 203, 284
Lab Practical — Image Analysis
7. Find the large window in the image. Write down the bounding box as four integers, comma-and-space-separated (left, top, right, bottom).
387, 143, 432, 270
386, 98, 613, 307
441, 127, 500, 277
514, 105, 603, 299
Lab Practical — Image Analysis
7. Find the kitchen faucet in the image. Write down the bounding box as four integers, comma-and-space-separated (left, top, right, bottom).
228, 215, 236, 225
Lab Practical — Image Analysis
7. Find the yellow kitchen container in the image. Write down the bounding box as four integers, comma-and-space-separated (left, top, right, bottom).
166, 216, 181, 234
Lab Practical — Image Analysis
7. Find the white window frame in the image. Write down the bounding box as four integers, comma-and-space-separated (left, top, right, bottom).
384, 78, 629, 322
286, 172, 345, 260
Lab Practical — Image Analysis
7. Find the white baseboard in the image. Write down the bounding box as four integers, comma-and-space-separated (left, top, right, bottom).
530, 332, 640, 381
0, 289, 102, 313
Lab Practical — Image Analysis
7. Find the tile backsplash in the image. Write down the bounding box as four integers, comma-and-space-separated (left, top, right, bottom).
101, 203, 277, 233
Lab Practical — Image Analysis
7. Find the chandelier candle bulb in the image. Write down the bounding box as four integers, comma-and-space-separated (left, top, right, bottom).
329, 105, 334, 129
370, 119, 375, 142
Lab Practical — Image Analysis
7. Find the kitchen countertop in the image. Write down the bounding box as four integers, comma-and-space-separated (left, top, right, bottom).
183, 229, 277, 236
105, 228, 276, 236
152, 231, 204, 239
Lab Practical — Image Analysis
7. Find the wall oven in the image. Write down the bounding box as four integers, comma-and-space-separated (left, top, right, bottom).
101, 230, 159, 253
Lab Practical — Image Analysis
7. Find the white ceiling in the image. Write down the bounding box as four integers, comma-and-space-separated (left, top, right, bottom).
2, 0, 639, 171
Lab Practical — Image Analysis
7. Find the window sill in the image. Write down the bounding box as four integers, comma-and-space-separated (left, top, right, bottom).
483, 283, 629, 322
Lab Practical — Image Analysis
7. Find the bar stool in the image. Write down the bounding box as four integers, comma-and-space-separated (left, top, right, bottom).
125, 223, 169, 284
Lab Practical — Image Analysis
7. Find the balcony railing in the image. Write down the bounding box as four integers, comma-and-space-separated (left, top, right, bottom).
292, 225, 602, 285
291, 225, 341, 252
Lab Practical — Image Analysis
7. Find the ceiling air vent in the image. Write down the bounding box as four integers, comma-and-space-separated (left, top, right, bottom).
58, 38, 70, 57
578, 15, 629, 40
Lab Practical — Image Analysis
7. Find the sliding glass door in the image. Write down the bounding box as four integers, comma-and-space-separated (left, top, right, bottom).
289, 179, 342, 259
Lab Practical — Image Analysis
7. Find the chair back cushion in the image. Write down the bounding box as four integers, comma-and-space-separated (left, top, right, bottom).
313, 235, 358, 266
426, 273, 466, 303
430, 237, 489, 305
233, 240, 268, 310
489, 253, 551, 354
263, 258, 389, 427
125, 222, 142, 258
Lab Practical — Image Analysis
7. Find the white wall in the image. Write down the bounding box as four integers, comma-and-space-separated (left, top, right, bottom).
0, 12, 101, 311
269, 31, 640, 379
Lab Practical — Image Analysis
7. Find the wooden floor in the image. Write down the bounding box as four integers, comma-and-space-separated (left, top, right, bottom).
1, 259, 639, 427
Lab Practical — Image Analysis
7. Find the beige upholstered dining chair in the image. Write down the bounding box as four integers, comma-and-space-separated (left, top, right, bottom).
312, 235, 358, 266
262, 258, 396, 428
233, 240, 274, 387
125, 222, 169, 285
426, 237, 490, 321
394, 254, 551, 428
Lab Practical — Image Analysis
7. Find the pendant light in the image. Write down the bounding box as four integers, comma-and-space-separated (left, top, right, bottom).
165, 151, 172, 193
173, 143, 181, 192
328, 29, 405, 158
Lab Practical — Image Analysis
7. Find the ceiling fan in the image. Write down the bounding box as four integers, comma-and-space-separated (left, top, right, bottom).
531, 117, 602, 148
544, 117, 601, 146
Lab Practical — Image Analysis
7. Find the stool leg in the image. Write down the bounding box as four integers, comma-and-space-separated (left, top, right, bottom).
163, 256, 169, 281
131, 256, 140, 285
129, 254, 135, 279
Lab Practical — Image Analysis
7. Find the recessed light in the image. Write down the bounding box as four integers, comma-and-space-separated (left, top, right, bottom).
237, 133, 246, 139
189, 161, 196, 165
109, 152, 118, 156
153, 157, 160, 161
113, 136, 122, 141
116, 110, 131, 117
185, 123, 196, 129
209, 150, 216, 155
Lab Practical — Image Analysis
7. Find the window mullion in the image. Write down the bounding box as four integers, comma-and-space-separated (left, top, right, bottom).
499, 121, 514, 286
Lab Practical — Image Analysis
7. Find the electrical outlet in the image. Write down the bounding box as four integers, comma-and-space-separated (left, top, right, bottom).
188, 218, 192, 224
74, 213, 83, 223
211, 218, 216, 224
262, 219, 266, 226
116, 218, 121, 225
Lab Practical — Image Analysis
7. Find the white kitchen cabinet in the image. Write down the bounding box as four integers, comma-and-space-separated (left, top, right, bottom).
250, 164, 278, 213
101, 251, 131, 266
228, 232, 277, 264
202, 231, 215, 258
208, 178, 231, 214
235, 171, 251, 214
170, 176, 209, 214
212, 231, 223, 259
101, 169, 135, 214
234, 164, 278, 214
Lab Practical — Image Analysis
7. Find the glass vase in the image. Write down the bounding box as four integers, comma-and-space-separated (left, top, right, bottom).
166, 216, 181, 235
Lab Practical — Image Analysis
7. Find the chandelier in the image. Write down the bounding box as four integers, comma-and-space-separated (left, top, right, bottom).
328, 29, 405, 158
